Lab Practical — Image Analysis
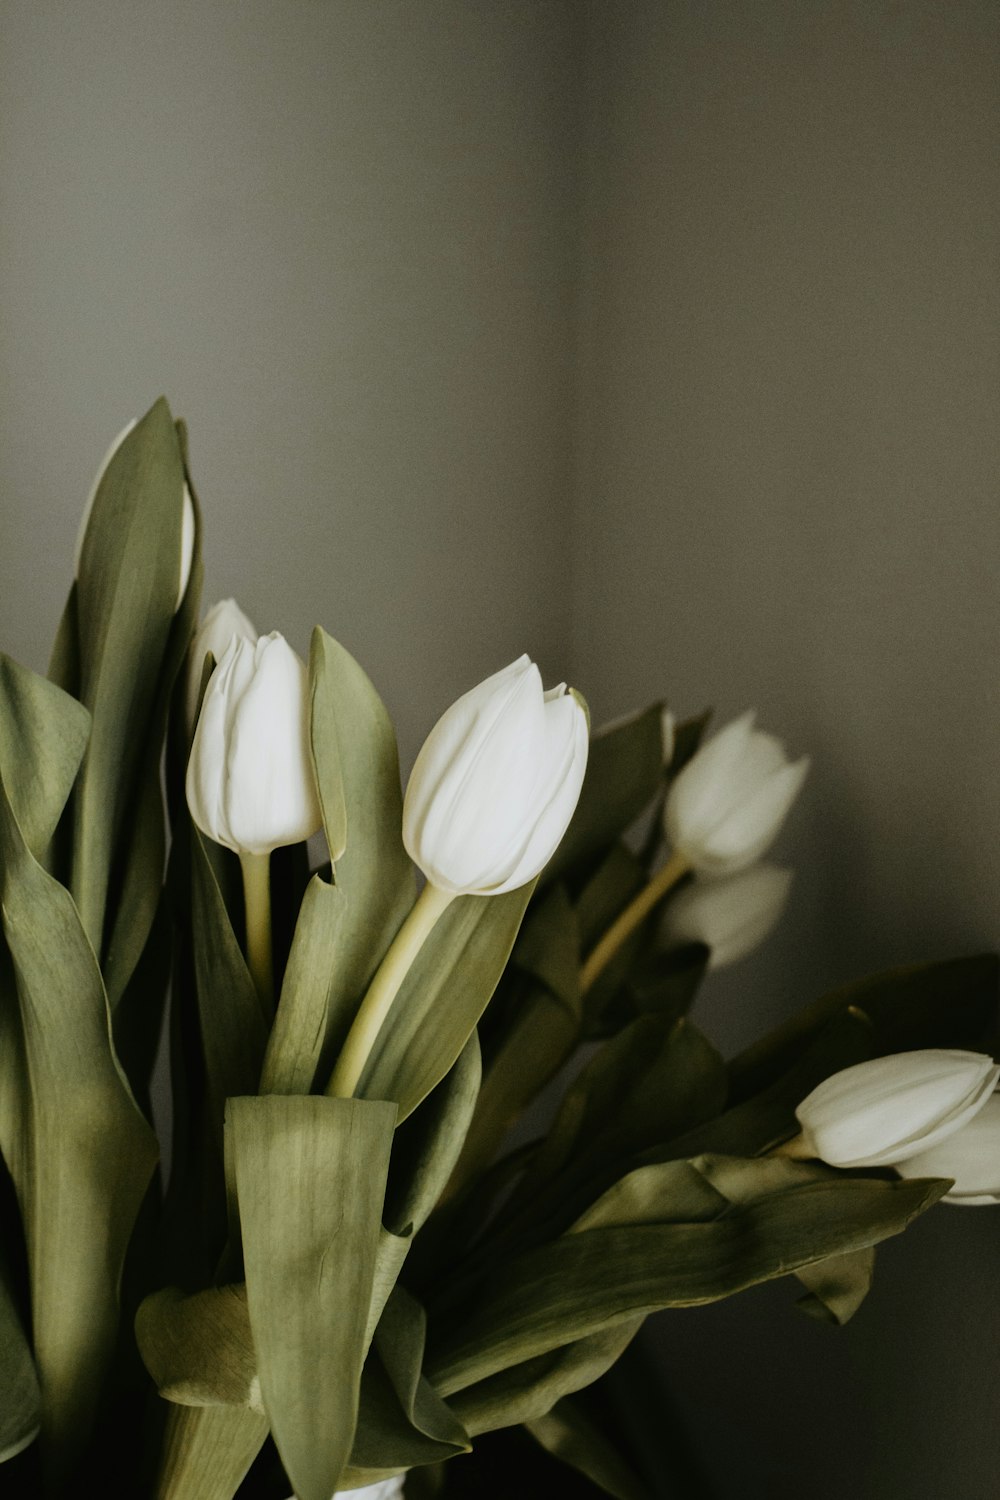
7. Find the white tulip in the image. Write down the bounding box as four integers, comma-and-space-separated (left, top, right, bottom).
664, 710, 808, 876
661, 863, 792, 969
75, 417, 195, 611
794, 1049, 1000, 1170
402, 654, 588, 896
185, 597, 258, 732
894, 1093, 1000, 1205
185, 632, 322, 856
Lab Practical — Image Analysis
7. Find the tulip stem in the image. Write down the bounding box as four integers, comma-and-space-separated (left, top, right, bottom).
327, 881, 455, 1099
579, 850, 690, 996
770, 1133, 813, 1160
240, 852, 274, 1011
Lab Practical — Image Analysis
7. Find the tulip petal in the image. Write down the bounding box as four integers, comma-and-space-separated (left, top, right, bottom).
691, 757, 810, 875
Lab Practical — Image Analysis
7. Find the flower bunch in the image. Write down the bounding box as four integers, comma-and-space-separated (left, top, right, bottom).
0, 398, 995, 1500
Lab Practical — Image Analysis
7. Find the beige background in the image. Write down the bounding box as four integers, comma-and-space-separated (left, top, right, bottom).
2, 3, 999, 1496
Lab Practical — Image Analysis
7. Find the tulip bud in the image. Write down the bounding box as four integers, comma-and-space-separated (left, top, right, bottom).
75, 418, 195, 611
894, 1093, 1000, 1205
794, 1049, 1000, 1170
664, 710, 808, 876
186, 632, 322, 856
402, 654, 588, 896
185, 597, 258, 732
661, 863, 792, 969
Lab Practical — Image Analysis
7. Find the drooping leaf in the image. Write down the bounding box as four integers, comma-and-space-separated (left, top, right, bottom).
424, 1173, 947, 1395
526, 1391, 652, 1500
0, 773, 158, 1480
229, 1094, 397, 1500
71, 397, 188, 950
385, 1031, 483, 1239
794, 1246, 875, 1325
344, 1287, 470, 1486
0, 654, 90, 862
450, 1319, 643, 1439
356, 884, 534, 1123
545, 706, 666, 884
262, 629, 415, 1094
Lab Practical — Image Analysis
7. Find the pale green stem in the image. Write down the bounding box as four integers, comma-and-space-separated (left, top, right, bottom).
327, 881, 455, 1099
770, 1132, 814, 1160
240, 851, 273, 1011
579, 849, 690, 996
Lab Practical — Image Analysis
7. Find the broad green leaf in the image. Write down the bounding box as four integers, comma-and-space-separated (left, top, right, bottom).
71, 397, 187, 950
545, 706, 666, 884
136, 1284, 261, 1411
425, 1173, 946, 1395
0, 655, 90, 863
728, 955, 999, 1105
48, 583, 81, 700
109, 897, 172, 1120
356, 884, 534, 1123
526, 1391, 651, 1500
0, 773, 158, 1479
575, 846, 646, 954
262, 629, 415, 1095
102, 471, 203, 1007
230, 1094, 397, 1500
570, 1161, 727, 1233
191, 827, 269, 1150
0, 1244, 39, 1463
345, 1287, 469, 1484
153, 1403, 268, 1500
450, 1319, 642, 1439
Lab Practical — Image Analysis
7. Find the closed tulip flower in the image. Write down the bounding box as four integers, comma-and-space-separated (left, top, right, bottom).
186, 632, 322, 857
792, 1049, 1000, 1170
895, 1093, 1000, 1205
402, 654, 589, 896
661, 863, 793, 969
664, 711, 808, 876
185, 597, 258, 732
75, 417, 195, 611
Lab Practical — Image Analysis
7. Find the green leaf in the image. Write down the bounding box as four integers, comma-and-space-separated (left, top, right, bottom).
728, 955, 999, 1105
102, 472, 203, 1007
0, 1243, 40, 1464
526, 1392, 651, 1500
451, 1320, 642, 1439
425, 1173, 947, 1395
71, 397, 188, 950
0, 773, 158, 1480
262, 629, 415, 1094
385, 1031, 482, 1238
507, 1016, 727, 1234
357, 884, 535, 1123
136, 1284, 261, 1410
345, 1287, 470, 1485
545, 706, 666, 884
191, 827, 269, 1151
794, 1246, 875, 1325
229, 1094, 397, 1500
0, 654, 90, 862
152, 1404, 269, 1500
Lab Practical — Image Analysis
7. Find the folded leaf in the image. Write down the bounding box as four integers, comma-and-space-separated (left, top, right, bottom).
526, 1392, 651, 1500
229, 1094, 396, 1500
136, 1284, 261, 1411
0, 655, 90, 862
0, 1243, 40, 1464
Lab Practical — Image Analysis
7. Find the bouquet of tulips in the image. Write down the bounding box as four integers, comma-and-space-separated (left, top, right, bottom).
1, 398, 997, 1500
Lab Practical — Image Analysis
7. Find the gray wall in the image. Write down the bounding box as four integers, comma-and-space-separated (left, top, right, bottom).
574, 4, 1000, 1497
2, 3, 999, 1497
0, 0, 579, 764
